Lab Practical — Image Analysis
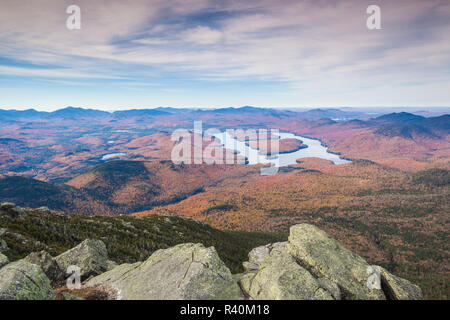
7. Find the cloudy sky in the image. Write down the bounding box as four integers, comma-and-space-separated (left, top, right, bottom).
0, 0, 449, 110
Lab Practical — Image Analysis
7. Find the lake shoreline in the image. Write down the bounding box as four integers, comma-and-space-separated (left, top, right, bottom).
212, 131, 351, 167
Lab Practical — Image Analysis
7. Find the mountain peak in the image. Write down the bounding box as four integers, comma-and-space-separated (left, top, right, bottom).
50, 106, 110, 118
375, 112, 425, 123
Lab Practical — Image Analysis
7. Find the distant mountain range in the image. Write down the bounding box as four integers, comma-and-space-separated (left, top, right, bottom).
295, 108, 368, 120
1, 106, 449, 121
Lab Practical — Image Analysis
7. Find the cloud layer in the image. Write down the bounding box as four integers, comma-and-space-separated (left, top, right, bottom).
0, 0, 449, 109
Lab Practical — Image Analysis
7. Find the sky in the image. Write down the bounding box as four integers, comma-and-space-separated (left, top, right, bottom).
0, 0, 449, 111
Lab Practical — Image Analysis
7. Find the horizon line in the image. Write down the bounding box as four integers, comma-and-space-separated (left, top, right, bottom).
1, 105, 450, 113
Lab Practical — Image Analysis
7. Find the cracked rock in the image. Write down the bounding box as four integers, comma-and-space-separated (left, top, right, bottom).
240, 224, 423, 300
85, 243, 243, 300
23, 250, 64, 282
55, 239, 108, 281
239, 242, 334, 300
0, 260, 54, 300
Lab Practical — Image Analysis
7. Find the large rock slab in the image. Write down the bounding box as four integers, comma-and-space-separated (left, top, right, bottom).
375, 266, 423, 300
55, 239, 108, 280
86, 243, 243, 300
23, 250, 64, 281
0, 260, 54, 300
287, 224, 385, 300
0, 253, 8, 269
239, 242, 334, 300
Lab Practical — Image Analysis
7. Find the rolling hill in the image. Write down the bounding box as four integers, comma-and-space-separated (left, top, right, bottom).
0, 176, 101, 215
370, 113, 448, 139
0, 160, 260, 215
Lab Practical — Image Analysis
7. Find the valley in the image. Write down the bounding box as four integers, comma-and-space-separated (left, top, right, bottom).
0, 106, 449, 299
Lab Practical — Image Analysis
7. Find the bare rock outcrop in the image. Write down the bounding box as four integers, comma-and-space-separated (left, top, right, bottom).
0, 222, 423, 300
0, 260, 54, 300
239, 224, 423, 300
239, 242, 334, 299
54, 239, 108, 280
23, 250, 64, 282
0, 253, 8, 269
86, 243, 243, 300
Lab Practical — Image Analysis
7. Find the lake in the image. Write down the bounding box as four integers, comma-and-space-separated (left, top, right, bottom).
211, 131, 350, 168
102, 152, 126, 160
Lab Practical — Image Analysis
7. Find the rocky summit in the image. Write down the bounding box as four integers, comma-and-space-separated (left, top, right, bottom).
0, 222, 423, 300
86, 243, 243, 300
239, 224, 423, 300
54, 239, 109, 281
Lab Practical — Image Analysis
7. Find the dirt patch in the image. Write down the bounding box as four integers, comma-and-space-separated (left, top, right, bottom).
54, 284, 114, 300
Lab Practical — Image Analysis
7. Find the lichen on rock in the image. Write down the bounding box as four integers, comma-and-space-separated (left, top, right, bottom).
239, 242, 334, 300
375, 266, 423, 300
0, 260, 54, 300
0, 253, 8, 269
239, 224, 423, 300
55, 239, 108, 280
23, 250, 64, 281
86, 243, 243, 300
286, 224, 386, 300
